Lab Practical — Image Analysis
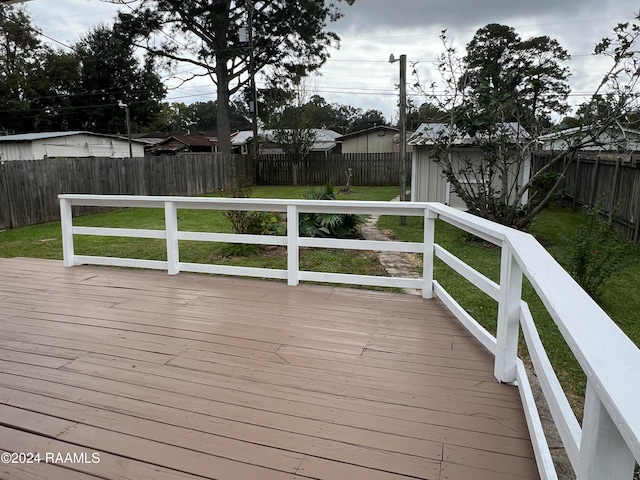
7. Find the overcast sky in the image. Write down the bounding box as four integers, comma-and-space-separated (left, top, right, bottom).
25, 0, 640, 124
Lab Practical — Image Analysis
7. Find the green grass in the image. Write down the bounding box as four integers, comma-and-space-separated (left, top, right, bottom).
0, 185, 400, 279
379, 204, 640, 413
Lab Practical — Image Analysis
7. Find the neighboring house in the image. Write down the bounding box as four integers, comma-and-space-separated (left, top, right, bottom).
338, 125, 400, 153
0, 131, 145, 161
145, 134, 218, 155
538, 126, 640, 154
231, 129, 341, 155
392, 132, 414, 154
408, 122, 531, 209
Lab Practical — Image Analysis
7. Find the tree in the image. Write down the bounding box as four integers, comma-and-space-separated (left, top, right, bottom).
0, 4, 49, 133
459, 23, 570, 135
147, 102, 194, 132
267, 82, 317, 160
147, 100, 250, 133
413, 18, 640, 229
32, 51, 81, 131
406, 100, 448, 131
257, 88, 388, 134
346, 108, 387, 133
111, 0, 356, 153
68, 25, 165, 133
0, 7, 165, 134
299, 94, 346, 132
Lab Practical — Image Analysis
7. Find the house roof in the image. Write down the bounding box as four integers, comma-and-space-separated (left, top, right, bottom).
230, 130, 255, 146
337, 125, 398, 141
538, 125, 640, 152
231, 129, 341, 151
392, 132, 414, 144
408, 122, 529, 146
168, 134, 218, 147
0, 131, 144, 144
538, 125, 640, 141
146, 134, 218, 153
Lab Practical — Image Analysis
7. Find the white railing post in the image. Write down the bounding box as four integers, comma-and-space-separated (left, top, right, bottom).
494, 242, 523, 383
164, 201, 179, 275
577, 381, 635, 480
287, 204, 299, 286
422, 208, 436, 299
60, 198, 75, 267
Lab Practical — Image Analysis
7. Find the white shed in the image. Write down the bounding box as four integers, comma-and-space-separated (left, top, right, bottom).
0, 131, 145, 161
409, 123, 531, 209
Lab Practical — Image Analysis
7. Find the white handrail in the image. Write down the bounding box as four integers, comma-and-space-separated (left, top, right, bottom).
58, 194, 640, 480
59, 194, 435, 296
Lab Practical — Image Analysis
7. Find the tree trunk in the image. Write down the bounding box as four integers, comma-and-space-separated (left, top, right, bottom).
214, 26, 232, 155
216, 85, 232, 154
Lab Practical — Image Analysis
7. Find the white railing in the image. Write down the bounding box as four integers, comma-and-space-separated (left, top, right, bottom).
59, 194, 640, 480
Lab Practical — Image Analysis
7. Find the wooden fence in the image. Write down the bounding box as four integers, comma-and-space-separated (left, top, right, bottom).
257, 152, 412, 187
533, 151, 640, 243
0, 152, 410, 231
0, 154, 252, 230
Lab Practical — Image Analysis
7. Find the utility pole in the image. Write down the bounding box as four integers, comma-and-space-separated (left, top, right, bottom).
399, 54, 407, 205
390, 54, 407, 225
118, 100, 133, 158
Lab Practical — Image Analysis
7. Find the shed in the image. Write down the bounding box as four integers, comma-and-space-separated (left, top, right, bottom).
0, 131, 145, 161
408, 123, 531, 209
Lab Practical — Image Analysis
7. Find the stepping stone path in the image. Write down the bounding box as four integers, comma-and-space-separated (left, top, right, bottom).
359, 196, 422, 296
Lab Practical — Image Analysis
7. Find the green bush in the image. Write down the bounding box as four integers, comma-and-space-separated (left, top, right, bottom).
569, 200, 631, 298
299, 184, 364, 238
223, 181, 283, 236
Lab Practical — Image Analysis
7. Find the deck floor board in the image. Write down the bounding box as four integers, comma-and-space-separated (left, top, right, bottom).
0, 258, 539, 479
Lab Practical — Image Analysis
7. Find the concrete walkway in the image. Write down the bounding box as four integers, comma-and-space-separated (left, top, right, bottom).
360, 205, 422, 295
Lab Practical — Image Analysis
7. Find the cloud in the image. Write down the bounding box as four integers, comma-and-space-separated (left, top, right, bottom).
23, 0, 640, 123
333, 0, 634, 35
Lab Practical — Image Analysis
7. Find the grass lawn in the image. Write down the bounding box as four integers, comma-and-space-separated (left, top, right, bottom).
0, 185, 400, 280
379, 203, 640, 414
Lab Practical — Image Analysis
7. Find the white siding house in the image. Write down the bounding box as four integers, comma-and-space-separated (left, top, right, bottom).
0, 132, 145, 161
538, 126, 640, 152
409, 123, 531, 208
231, 129, 341, 155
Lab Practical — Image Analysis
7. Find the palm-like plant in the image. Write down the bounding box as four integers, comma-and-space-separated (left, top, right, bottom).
299, 184, 363, 238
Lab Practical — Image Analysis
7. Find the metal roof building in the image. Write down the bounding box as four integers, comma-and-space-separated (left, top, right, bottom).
0, 131, 145, 161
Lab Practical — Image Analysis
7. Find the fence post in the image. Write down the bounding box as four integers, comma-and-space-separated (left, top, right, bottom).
573, 154, 581, 209
60, 198, 75, 267
287, 204, 299, 286
589, 156, 600, 207
577, 381, 635, 480
165, 201, 179, 275
494, 242, 523, 383
609, 156, 621, 222
422, 208, 436, 299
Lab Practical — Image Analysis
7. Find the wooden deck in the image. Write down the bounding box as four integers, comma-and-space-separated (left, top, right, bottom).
0, 257, 539, 480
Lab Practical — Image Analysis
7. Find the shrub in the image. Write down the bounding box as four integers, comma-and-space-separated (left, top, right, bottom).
569, 199, 630, 298
223, 181, 283, 235
299, 184, 364, 238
